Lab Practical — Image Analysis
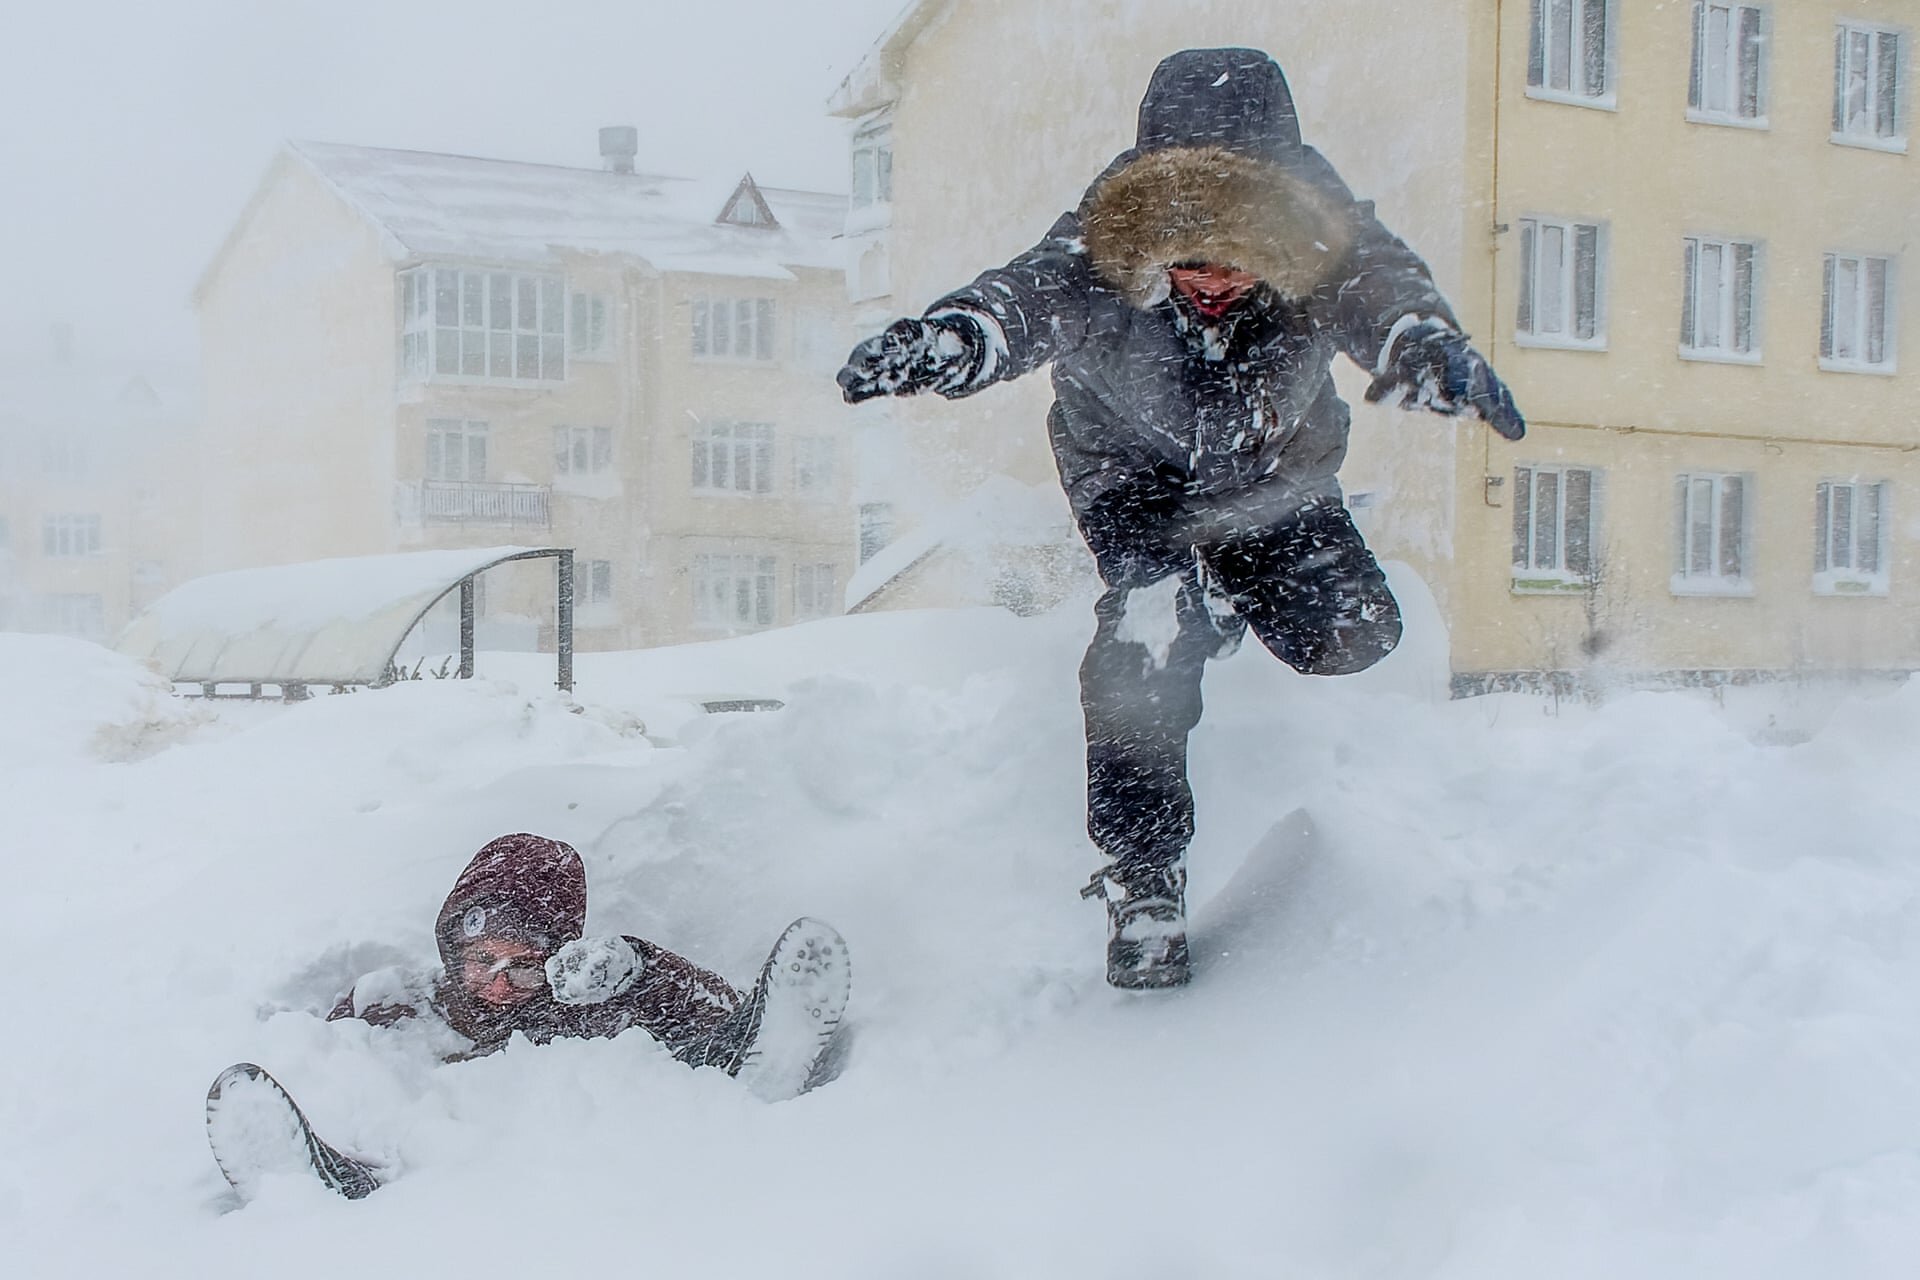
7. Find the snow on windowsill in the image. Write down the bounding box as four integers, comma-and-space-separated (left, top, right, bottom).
1818, 357, 1899, 377
1524, 86, 1618, 113
1829, 131, 1909, 155
1515, 332, 1608, 354
1670, 575, 1756, 599
1685, 109, 1770, 131
1812, 572, 1890, 598
844, 202, 893, 237
1678, 345, 1763, 367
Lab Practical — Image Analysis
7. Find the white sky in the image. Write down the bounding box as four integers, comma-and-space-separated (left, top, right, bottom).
0, 0, 908, 370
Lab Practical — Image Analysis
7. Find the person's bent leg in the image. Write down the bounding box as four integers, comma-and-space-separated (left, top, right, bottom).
1203, 498, 1401, 677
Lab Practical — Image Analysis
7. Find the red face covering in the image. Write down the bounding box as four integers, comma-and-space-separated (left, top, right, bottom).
1169, 265, 1259, 319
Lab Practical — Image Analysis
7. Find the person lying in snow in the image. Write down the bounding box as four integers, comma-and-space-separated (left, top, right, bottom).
205, 832, 850, 1202
838, 47, 1524, 991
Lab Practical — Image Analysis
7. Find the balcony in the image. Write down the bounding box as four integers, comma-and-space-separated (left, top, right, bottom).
419, 480, 551, 528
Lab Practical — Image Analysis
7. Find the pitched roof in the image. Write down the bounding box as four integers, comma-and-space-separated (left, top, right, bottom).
287, 140, 847, 280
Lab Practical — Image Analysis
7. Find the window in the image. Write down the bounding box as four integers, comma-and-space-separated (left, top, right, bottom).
794, 563, 839, 620
570, 292, 610, 358
1690, 4, 1767, 124
42, 514, 102, 558
1681, 236, 1761, 359
1512, 465, 1599, 589
585, 559, 614, 606
1822, 253, 1896, 372
1672, 472, 1751, 594
1527, 0, 1615, 105
553, 426, 614, 479
858, 502, 895, 564
851, 116, 894, 208
41, 593, 105, 639
1517, 216, 1606, 347
1833, 23, 1904, 145
399, 265, 565, 382
792, 436, 837, 497
427, 419, 488, 481
1814, 481, 1888, 593
42, 435, 89, 480
691, 422, 774, 494
692, 553, 777, 629
691, 296, 775, 361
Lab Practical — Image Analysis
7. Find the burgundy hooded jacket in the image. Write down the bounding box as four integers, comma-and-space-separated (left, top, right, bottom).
327, 834, 742, 1061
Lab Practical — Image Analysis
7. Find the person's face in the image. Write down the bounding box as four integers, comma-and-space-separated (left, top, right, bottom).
1168, 264, 1261, 318
461, 937, 548, 1006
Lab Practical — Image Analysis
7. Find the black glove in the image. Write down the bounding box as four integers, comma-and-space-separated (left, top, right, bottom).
1365, 320, 1526, 441
837, 314, 987, 404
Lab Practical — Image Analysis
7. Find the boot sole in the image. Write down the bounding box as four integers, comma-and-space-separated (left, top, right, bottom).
205, 1063, 379, 1201
734, 918, 851, 1103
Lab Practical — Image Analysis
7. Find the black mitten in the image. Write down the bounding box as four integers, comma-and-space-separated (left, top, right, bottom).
837, 314, 987, 404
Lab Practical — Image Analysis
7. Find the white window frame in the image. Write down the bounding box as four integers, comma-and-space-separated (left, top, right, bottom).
1832, 21, 1908, 151
1516, 216, 1608, 350
793, 563, 840, 621
569, 292, 611, 359
1689, 3, 1770, 128
851, 114, 894, 210
1511, 465, 1602, 593
792, 435, 838, 498
426, 419, 489, 482
691, 422, 774, 496
399, 265, 566, 384
553, 425, 614, 480
1821, 251, 1898, 374
691, 296, 777, 362
41, 593, 105, 639
585, 559, 615, 606
1672, 471, 1754, 596
1681, 235, 1763, 362
41, 514, 102, 558
691, 552, 778, 630
1813, 479, 1889, 595
1527, 0, 1618, 110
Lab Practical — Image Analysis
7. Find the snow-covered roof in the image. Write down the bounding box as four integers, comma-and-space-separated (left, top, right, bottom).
288, 141, 847, 277
828, 0, 952, 118
116, 546, 562, 687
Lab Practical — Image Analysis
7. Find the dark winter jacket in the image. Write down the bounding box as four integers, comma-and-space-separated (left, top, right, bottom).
326, 833, 741, 1061
926, 48, 1457, 575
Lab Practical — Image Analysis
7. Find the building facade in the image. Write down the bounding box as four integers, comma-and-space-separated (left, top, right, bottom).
0, 342, 200, 642
831, 0, 1919, 687
195, 133, 860, 652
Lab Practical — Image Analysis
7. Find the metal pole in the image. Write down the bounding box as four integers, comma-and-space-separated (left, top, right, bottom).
459, 575, 476, 679
556, 550, 575, 693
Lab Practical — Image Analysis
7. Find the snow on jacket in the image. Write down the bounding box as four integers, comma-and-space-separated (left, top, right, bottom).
926, 47, 1458, 542
327, 833, 741, 1061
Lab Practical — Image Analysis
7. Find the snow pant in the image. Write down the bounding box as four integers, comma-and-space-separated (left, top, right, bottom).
1077, 493, 1402, 882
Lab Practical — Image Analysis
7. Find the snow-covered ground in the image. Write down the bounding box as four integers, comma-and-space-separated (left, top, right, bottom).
4, 575, 1919, 1278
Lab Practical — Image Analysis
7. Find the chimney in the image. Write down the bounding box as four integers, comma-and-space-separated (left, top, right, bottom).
599, 125, 638, 174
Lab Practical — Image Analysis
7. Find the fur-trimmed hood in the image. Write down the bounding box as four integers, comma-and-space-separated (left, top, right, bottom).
1082, 144, 1356, 307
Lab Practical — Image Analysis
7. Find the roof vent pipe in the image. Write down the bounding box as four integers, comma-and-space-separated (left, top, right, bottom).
599, 125, 638, 174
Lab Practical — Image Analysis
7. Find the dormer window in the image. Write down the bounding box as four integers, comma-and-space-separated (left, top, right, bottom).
717, 175, 779, 229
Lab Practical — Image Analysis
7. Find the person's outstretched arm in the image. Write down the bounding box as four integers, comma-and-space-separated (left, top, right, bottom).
1302, 149, 1525, 441
838, 210, 1097, 404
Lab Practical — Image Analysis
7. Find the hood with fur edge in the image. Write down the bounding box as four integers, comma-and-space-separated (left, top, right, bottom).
1082, 144, 1356, 308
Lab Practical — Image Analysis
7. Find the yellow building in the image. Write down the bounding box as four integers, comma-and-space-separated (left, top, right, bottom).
195, 130, 860, 651
832, 0, 1919, 688
0, 342, 201, 641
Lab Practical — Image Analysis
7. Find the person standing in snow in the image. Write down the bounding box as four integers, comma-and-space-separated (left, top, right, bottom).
206, 833, 850, 1201
837, 48, 1523, 990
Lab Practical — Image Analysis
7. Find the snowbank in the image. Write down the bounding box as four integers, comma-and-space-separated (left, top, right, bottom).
3, 602, 1918, 1279
0, 633, 198, 766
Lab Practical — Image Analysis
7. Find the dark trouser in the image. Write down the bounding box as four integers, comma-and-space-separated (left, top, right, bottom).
1079, 495, 1402, 882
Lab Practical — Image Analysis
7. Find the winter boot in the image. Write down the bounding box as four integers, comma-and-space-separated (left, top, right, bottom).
1083, 861, 1190, 990
205, 1063, 381, 1202
676, 918, 851, 1102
